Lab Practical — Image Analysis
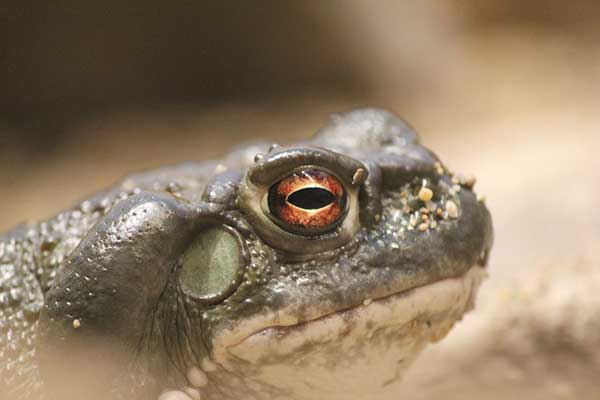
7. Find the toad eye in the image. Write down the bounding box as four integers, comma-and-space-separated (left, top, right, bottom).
267, 169, 347, 235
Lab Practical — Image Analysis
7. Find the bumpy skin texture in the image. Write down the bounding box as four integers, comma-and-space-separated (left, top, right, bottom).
0, 109, 493, 400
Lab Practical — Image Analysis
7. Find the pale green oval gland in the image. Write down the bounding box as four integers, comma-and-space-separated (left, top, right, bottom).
179, 226, 242, 302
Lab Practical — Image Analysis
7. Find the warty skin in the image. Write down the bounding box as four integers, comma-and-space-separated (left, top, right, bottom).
0, 108, 493, 400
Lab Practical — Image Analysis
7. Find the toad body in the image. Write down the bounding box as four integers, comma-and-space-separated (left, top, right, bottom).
0, 109, 493, 400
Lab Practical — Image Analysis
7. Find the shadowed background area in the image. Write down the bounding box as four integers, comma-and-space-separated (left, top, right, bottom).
1, 2, 600, 398
2, 0, 599, 231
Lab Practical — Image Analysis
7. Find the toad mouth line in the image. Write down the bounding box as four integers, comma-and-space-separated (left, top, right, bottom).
224, 265, 486, 350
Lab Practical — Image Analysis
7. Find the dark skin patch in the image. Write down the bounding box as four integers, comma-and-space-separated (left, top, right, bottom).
0, 108, 493, 400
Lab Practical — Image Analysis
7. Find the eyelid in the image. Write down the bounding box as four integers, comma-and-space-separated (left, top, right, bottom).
248, 146, 368, 188
238, 147, 364, 255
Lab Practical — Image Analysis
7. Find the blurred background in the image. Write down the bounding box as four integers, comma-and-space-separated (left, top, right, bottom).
1, 1, 599, 398
1, 0, 599, 233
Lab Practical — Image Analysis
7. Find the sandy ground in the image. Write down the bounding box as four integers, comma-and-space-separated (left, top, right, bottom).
1, 2, 599, 397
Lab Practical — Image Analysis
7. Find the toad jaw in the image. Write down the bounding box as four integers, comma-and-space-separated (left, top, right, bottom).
210, 266, 486, 400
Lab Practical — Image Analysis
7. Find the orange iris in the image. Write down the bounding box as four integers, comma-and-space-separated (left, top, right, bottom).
268, 169, 346, 233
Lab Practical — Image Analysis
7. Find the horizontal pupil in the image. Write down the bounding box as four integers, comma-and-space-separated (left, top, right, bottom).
287, 187, 334, 210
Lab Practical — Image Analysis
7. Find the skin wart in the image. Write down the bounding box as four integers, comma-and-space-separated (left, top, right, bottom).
0, 108, 493, 400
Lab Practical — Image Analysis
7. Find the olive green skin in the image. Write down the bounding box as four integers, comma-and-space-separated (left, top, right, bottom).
0, 109, 493, 400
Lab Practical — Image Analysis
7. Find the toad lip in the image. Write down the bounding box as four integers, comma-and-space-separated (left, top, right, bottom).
212, 266, 486, 366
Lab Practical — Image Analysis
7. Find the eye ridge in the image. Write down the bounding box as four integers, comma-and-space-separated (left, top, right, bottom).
286, 187, 334, 210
